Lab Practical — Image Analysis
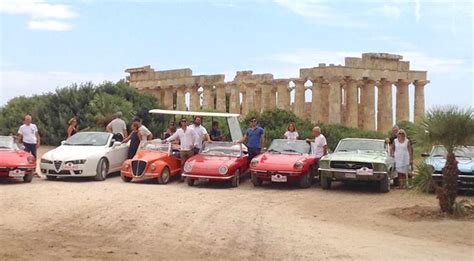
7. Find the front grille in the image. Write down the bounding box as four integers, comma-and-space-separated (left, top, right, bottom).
330, 161, 373, 170
48, 170, 81, 175
131, 160, 147, 177
54, 161, 62, 171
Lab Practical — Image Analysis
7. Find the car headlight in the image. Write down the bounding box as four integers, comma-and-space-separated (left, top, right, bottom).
67, 160, 86, 164
41, 158, 52, 164
218, 165, 228, 175
27, 156, 35, 164
372, 163, 386, 172
123, 163, 130, 170
319, 160, 330, 169
184, 162, 193, 173
150, 163, 156, 171
294, 160, 304, 169
250, 159, 259, 167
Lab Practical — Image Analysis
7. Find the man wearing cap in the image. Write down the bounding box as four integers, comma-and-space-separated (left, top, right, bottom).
106, 112, 127, 142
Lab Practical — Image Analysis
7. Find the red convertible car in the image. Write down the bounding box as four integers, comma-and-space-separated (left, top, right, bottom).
182, 141, 249, 187
121, 140, 181, 184
249, 139, 317, 188
0, 136, 36, 183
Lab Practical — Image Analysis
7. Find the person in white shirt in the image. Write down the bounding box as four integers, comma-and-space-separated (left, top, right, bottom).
188, 116, 209, 154
106, 112, 127, 141
284, 122, 299, 140
133, 117, 152, 141
164, 118, 198, 179
306, 127, 328, 174
17, 115, 40, 158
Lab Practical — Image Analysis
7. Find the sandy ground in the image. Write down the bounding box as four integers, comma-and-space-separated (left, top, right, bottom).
0, 147, 473, 260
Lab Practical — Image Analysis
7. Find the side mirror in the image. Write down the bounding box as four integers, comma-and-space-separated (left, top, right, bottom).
113, 141, 121, 148
61, 140, 66, 145
421, 153, 430, 157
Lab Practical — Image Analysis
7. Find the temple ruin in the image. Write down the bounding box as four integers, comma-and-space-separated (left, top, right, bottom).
125, 53, 428, 132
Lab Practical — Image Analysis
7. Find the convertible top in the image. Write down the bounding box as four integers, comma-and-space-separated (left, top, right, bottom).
149, 109, 240, 118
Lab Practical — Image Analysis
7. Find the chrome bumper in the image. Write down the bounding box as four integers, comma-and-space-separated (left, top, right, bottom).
182, 173, 233, 180
319, 168, 388, 175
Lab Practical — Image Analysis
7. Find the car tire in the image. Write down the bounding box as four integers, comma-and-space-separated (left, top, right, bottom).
299, 171, 311, 188
186, 177, 195, 186
121, 174, 132, 183
321, 176, 331, 190
157, 167, 170, 184
46, 175, 57, 180
251, 173, 262, 187
393, 176, 400, 187
379, 175, 390, 193
230, 169, 240, 188
94, 158, 109, 181
23, 173, 33, 183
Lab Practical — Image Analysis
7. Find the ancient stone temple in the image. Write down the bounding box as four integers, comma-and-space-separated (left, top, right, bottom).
125, 53, 428, 132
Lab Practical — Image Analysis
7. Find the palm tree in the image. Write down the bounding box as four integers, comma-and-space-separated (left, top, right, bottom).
417, 106, 474, 214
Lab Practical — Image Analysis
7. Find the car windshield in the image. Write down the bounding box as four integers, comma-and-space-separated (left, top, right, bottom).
0, 136, 18, 150
142, 140, 170, 153
431, 146, 474, 158
64, 132, 110, 146
201, 142, 242, 157
267, 139, 311, 154
335, 139, 386, 152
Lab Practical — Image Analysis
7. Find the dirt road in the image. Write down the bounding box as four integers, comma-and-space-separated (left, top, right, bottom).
1, 148, 473, 260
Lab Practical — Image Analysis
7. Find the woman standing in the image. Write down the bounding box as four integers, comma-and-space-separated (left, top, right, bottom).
122, 122, 141, 159
67, 117, 77, 138
284, 122, 299, 140
391, 129, 413, 188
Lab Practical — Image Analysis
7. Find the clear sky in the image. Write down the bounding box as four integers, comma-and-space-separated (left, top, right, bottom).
1, 0, 473, 113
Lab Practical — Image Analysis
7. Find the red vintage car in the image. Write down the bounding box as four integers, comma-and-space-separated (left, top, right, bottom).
121, 140, 181, 184
0, 136, 36, 183
182, 141, 249, 187
249, 139, 318, 188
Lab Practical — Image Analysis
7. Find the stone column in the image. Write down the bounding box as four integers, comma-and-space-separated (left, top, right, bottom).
189, 85, 200, 111
328, 77, 342, 124
163, 86, 174, 110
376, 79, 393, 132
276, 80, 290, 110
311, 78, 322, 123
176, 86, 186, 111
255, 84, 262, 113
260, 82, 271, 112
293, 79, 306, 118
395, 80, 410, 123
414, 80, 429, 124
269, 84, 277, 110
345, 78, 359, 128
360, 79, 376, 131
202, 85, 214, 110
244, 83, 256, 115
320, 79, 330, 123
229, 84, 240, 114
215, 83, 227, 112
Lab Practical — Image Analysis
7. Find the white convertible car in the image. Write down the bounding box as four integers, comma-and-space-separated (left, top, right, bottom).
40, 132, 129, 181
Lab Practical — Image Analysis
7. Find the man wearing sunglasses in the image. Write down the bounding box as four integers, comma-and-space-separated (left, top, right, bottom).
239, 117, 265, 160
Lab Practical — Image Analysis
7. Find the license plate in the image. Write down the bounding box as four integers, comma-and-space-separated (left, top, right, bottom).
356, 167, 373, 176
271, 174, 287, 182
9, 170, 25, 177
345, 173, 356, 178
199, 178, 209, 182
63, 163, 77, 171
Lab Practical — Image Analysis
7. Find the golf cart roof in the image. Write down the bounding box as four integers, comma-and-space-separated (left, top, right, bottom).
149, 109, 240, 118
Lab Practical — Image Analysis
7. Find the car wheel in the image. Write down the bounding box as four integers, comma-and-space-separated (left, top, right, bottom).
299, 171, 311, 188
230, 169, 240, 188
379, 175, 390, 193
186, 177, 195, 186
46, 175, 57, 180
23, 173, 33, 183
320, 176, 331, 190
251, 173, 262, 187
157, 167, 170, 184
121, 174, 132, 183
94, 158, 109, 181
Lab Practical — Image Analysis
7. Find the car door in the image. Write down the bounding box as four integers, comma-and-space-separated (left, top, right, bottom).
105, 137, 129, 171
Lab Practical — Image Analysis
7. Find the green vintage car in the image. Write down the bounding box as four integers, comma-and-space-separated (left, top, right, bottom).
318, 138, 396, 193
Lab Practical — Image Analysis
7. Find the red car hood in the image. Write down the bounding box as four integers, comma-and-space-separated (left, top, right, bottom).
187, 154, 237, 174
131, 150, 170, 163
0, 149, 35, 167
252, 153, 305, 172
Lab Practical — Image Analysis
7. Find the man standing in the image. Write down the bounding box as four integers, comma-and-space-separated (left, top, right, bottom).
306, 126, 327, 160
240, 117, 265, 160
133, 117, 153, 141
106, 112, 127, 142
164, 118, 198, 181
188, 116, 209, 154
17, 115, 40, 158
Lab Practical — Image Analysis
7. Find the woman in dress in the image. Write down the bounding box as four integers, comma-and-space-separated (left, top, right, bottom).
390, 128, 413, 188
122, 122, 141, 159
67, 117, 77, 138
284, 122, 299, 140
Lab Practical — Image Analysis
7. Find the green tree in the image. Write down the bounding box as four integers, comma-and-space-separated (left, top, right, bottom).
417, 106, 474, 213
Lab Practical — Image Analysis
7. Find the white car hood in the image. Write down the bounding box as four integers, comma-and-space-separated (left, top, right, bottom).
43, 145, 105, 161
